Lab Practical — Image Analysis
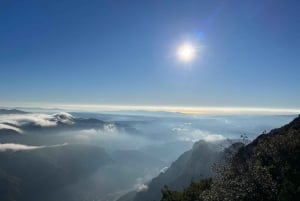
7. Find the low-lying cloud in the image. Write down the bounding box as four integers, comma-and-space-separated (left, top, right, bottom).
0, 143, 68, 152
73, 123, 153, 150
0, 112, 74, 134
74, 123, 119, 141
172, 123, 225, 142
135, 183, 148, 192
160, 166, 168, 173
0, 123, 23, 134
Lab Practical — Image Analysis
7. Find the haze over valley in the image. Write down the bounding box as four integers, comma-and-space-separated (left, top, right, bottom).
0, 109, 297, 201
1, 0, 300, 200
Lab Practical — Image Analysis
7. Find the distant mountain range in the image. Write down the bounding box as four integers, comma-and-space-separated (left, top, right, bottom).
0, 109, 103, 135
0, 109, 29, 115
0, 110, 171, 201
0, 109, 139, 145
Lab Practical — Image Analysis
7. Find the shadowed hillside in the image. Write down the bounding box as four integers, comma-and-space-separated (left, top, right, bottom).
0, 144, 111, 201
117, 140, 242, 201
161, 115, 300, 201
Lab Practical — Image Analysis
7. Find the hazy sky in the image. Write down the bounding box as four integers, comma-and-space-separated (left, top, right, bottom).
1, 0, 299, 110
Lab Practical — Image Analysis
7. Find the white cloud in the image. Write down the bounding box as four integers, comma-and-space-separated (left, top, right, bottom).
0, 123, 23, 134
0, 112, 74, 133
135, 183, 148, 192
200, 133, 225, 141
75, 123, 119, 140
186, 129, 225, 142
172, 126, 225, 142
183, 122, 192, 125
160, 166, 168, 173
0, 143, 68, 152
51, 112, 74, 125
171, 127, 188, 132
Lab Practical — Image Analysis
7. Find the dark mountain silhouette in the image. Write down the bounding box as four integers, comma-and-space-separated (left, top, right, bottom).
160, 115, 300, 201
0, 144, 111, 201
0, 128, 21, 136
0, 109, 28, 115
117, 140, 239, 201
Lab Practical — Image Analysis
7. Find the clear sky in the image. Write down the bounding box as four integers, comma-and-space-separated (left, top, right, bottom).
1, 0, 300, 111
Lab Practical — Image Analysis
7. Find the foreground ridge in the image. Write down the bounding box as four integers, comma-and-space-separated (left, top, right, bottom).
161, 115, 300, 201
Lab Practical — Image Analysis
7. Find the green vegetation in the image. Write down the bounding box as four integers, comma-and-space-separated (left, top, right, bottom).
161, 179, 212, 201
160, 116, 300, 201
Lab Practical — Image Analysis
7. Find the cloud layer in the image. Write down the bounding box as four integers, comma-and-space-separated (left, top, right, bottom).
172, 122, 225, 142
0, 123, 24, 134
135, 183, 148, 192
0, 143, 68, 152
0, 112, 74, 134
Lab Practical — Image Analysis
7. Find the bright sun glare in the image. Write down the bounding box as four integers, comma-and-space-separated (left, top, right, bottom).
177, 43, 196, 62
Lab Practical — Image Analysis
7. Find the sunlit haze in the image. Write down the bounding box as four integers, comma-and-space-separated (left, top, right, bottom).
0, 1, 300, 201
177, 43, 196, 62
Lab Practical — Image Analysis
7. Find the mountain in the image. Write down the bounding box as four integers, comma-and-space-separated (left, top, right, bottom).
0, 111, 139, 138
0, 109, 29, 136
117, 140, 236, 201
0, 128, 21, 137
160, 115, 300, 201
0, 144, 111, 201
0, 109, 28, 115
0, 111, 140, 147
0, 143, 170, 201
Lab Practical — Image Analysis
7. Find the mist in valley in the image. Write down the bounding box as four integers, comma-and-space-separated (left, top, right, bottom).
0, 109, 296, 201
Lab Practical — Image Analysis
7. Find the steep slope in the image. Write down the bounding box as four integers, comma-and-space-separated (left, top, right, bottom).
118, 140, 230, 201
161, 115, 300, 201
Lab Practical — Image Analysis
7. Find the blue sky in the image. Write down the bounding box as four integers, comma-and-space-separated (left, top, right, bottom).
1, 0, 300, 111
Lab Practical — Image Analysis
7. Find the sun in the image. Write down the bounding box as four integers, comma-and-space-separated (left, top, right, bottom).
177, 43, 196, 62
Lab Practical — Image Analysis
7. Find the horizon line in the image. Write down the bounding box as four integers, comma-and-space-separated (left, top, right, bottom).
1, 102, 300, 115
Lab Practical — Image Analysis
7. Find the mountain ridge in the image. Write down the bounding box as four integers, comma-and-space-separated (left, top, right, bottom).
160, 115, 300, 201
